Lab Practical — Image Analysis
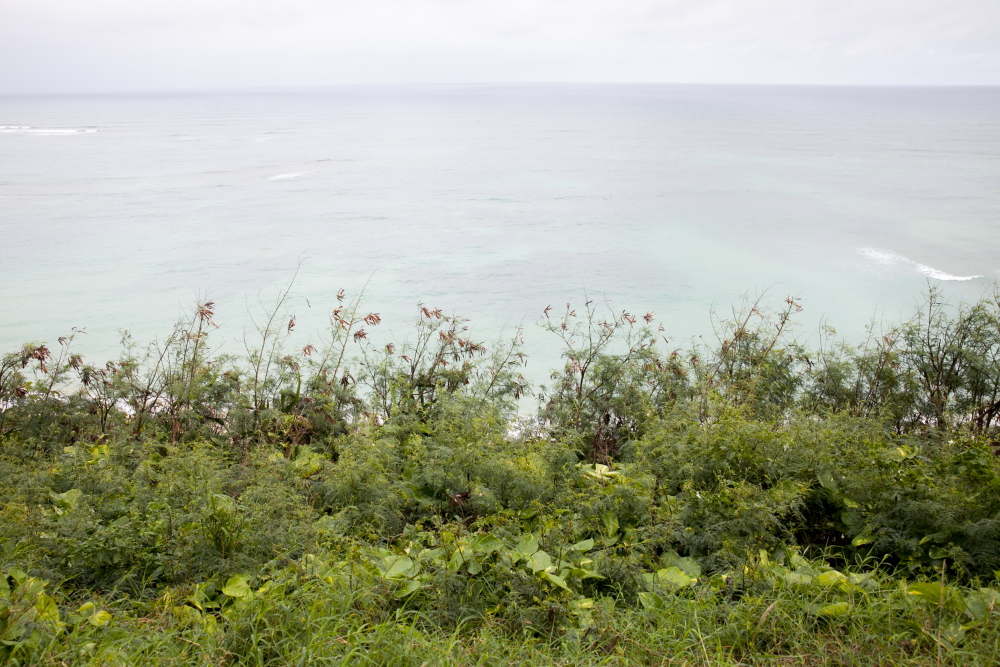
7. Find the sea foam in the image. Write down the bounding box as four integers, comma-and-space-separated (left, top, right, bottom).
1, 126, 97, 135
858, 247, 981, 281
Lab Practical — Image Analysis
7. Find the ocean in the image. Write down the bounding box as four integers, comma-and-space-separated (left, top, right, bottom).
2, 84, 998, 377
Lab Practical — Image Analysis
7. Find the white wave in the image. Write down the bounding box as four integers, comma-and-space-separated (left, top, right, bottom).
269, 172, 308, 180
912, 264, 981, 281
857, 247, 981, 281
1, 126, 97, 135
857, 247, 903, 266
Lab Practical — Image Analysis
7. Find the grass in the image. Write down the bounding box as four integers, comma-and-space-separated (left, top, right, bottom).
3, 285, 1000, 665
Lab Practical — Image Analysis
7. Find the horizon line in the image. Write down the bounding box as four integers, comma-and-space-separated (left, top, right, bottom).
4, 80, 1000, 98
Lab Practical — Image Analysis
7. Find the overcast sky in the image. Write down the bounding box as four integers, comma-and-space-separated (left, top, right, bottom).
1, 0, 998, 94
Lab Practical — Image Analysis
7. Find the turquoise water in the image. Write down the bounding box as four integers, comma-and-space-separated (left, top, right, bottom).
2, 84, 998, 375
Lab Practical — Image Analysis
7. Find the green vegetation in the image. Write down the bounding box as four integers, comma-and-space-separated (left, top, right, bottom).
2, 285, 1000, 665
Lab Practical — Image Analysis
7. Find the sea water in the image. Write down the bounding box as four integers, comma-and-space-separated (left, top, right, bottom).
1, 84, 998, 378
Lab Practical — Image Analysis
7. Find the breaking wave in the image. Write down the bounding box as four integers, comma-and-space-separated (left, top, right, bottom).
1, 126, 97, 135
857, 247, 982, 281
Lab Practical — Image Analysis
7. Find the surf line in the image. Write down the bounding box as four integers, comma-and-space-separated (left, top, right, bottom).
858, 247, 981, 281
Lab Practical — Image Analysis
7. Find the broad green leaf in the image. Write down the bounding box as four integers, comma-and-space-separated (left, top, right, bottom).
584, 464, 620, 481
34, 595, 60, 623
222, 575, 252, 599
708, 573, 732, 592
541, 571, 570, 591
395, 579, 422, 598
601, 513, 619, 537
766, 563, 791, 579
851, 533, 875, 547
418, 548, 443, 562
89, 611, 112, 627
668, 556, 701, 578
188, 581, 219, 610
570, 538, 594, 552
907, 582, 944, 601
466, 557, 482, 575
965, 597, 988, 621
887, 445, 916, 462
818, 602, 851, 617
964, 590, 1000, 621
22, 578, 45, 597
172, 605, 202, 624
941, 620, 966, 646
783, 571, 814, 586
816, 570, 847, 587
907, 582, 965, 611
383, 555, 415, 581
649, 566, 696, 588
201, 614, 218, 635
816, 470, 837, 491
528, 550, 553, 573
661, 566, 697, 587
256, 579, 282, 596
514, 534, 538, 559
848, 572, 871, 584
568, 567, 604, 581
447, 550, 464, 572
637, 592, 664, 610
49, 488, 82, 510
471, 535, 502, 554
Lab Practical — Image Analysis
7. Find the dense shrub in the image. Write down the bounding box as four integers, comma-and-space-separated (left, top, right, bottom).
2, 285, 1000, 665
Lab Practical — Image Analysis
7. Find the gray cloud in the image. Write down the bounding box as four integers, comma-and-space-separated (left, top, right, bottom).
1, 0, 998, 93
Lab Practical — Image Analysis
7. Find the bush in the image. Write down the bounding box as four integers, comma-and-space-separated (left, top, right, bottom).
2, 286, 1000, 664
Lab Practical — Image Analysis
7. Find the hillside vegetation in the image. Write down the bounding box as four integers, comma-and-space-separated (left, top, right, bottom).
2, 285, 1000, 666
